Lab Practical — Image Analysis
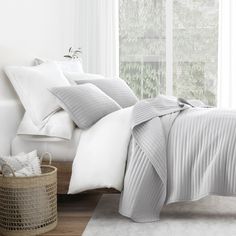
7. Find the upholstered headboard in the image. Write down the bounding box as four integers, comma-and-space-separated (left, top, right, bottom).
0, 47, 39, 156
0, 0, 76, 156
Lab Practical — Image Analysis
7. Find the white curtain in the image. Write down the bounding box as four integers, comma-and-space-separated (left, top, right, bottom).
218, 0, 236, 108
75, 0, 119, 77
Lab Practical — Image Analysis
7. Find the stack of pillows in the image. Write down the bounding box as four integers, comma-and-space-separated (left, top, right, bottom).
5, 58, 138, 141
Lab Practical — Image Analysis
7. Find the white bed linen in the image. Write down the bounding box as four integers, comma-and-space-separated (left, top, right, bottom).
5, 62, 71, 127
11, 129, 81, 162
68, 106, 133, 194
12, 106, 133, 192
17, 110, 75, 141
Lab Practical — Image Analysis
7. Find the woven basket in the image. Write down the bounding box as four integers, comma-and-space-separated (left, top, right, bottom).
0, 153, 57, 236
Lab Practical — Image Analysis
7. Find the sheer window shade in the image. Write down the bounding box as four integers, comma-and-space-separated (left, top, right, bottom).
75, 0, 119, 77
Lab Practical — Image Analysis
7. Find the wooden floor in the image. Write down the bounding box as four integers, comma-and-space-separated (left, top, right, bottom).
43, 194, 102, 236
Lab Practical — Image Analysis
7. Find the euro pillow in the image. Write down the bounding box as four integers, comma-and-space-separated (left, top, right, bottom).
75, 78, 138, 108
50, 84, 122, 129
5, 62, 71, 127
17, 110, 75, 141
34, 58, 84, 74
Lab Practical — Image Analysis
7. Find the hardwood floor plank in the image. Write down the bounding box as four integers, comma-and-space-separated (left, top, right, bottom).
43, 193, 101, 236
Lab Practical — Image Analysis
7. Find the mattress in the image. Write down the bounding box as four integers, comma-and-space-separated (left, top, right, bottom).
11, 129, 81, 162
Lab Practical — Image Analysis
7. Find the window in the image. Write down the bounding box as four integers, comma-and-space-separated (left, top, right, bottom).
119, 0, 219, 105
119, 0, 166, 99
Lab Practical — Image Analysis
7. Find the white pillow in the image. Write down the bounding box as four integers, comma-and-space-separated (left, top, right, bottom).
5, 62, 71, 127
64, 72, 105, 81
34, 58, 84, 74
0, 150, 41, 176
64, 72, 105, 85
17, 110, 75, 141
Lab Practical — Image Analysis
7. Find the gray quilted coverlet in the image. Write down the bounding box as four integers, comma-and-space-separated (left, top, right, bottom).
119, 96, 236, 222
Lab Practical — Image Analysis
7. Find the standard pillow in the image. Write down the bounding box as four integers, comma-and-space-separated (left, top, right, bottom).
5, 62, 71, 127
64, 72, 105, 81
17, 110, 75, 141
34, 58, 84, 74
75, 78, 138, 108
50, 84, 121, 129
64, 72, 105, 86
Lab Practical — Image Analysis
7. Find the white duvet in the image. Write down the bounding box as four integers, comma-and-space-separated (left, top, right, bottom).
68, 106, 133, 194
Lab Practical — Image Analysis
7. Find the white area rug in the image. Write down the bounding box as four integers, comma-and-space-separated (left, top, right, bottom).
83, 194, 236, 236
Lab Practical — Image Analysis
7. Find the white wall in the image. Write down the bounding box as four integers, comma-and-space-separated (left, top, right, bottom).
0, 0, 76, 155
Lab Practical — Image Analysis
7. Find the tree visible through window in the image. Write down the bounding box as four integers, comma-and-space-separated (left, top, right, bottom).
119, 0, 218, 105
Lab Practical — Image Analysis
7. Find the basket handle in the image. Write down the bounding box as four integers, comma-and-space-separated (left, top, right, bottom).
40, 152, 52, 165
1, 164, 16, 177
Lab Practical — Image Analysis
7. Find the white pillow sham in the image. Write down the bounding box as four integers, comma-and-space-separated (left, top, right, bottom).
34, 58, 84, 74
64, 72, 105, 85
64, 72, 104, 81
5, 62, 71, 127
17, 110, 75, 141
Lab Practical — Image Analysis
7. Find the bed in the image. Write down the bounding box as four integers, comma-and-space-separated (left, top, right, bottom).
2, 52, 236, 223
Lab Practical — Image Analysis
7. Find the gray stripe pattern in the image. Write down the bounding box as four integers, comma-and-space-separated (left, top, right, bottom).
76, 78, 138, 108
120, 97, 236, 222
119, 96, 189, 222
50, 84, 121, 129
167, 108, 236, 204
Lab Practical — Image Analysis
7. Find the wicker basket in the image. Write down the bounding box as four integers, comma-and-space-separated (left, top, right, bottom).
0, 153, 57, 236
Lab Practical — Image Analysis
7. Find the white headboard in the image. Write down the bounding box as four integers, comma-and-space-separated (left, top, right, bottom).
0, 0, 76, 155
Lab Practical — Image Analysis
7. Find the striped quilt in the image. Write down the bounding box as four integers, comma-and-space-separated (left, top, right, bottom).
119, 96, 236, 222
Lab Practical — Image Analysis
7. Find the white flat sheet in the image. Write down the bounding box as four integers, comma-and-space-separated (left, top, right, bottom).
11, 129, 81, 162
